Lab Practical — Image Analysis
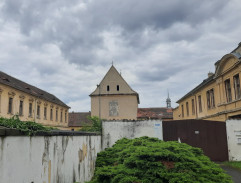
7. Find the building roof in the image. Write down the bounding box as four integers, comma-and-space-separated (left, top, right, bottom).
0, 71, 69, 108
177, 43, 241, 103
90, 65, 140, 103
68, 112, 92, 127
176, 74, 215, 103
137, 108, 173, 120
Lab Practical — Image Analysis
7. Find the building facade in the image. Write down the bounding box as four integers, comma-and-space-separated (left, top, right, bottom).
0, 71, 69, 127
90, 65, 139, 120
173, 43, 241, 122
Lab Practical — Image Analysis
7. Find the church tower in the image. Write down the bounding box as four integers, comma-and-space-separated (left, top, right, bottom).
166, 92, 171, 108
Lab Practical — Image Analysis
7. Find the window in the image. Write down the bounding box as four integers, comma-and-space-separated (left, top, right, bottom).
44, 107, 47, 120
37, 105, 40, 119
0, 95, 1, 113
206, 89, 215, 109
181, 104, 184, 118
107, 85, 110, 91
60, 111, 63, 122
234, 74, 241, 100
210, 89, 215, 108
198, 95, 202, 112
50, 108, 53, 121
29, 103, 32, 117
56, 109, 58, 121
192, 99, 195, 115
225, 79, 232, 102
8, 97, 13, 114
186, 102, 189, 116
19, 100, 23, 116
65, 112, 67, 123
117, 85, 119, 91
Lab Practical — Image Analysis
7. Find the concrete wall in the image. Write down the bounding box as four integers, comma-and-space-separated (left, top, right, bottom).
226, 119, 241, 161
102, 120, 163, 149
0, 134, 101, 183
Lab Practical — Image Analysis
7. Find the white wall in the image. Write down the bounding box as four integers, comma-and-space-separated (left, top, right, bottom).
0, 135, 101, 183
102, 120, 163, 149
226, 119, 241, 161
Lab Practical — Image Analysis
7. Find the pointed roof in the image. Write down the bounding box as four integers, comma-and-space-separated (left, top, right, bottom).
90, 65, 140, 103
0, 71, 70, 108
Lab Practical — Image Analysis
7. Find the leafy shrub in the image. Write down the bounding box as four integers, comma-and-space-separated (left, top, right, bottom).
0, 116, 53, 135
80, 116, 102, 133
87, 137, 232, 183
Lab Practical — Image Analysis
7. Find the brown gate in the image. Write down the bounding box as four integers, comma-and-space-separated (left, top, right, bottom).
163, 120, 228, 161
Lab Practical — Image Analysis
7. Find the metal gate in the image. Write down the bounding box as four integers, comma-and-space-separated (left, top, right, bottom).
163, 120, 228, 161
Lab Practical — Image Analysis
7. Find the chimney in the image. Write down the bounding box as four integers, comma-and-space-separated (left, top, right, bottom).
208, 72, 214, 78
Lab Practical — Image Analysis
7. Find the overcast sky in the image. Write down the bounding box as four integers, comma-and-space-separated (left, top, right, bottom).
0, 0, 241, 112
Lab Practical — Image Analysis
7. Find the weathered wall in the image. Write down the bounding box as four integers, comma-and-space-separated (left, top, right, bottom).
226, 119, 241, 161
0, 134, 101, 183
102, 120, 163, 149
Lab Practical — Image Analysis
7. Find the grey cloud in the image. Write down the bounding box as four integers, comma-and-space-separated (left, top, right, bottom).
1, 0, 228, 67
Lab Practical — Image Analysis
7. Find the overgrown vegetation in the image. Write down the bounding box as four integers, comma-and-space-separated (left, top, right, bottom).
80, 116, 102, 133
87, 137, 232, 183
0, 116, 53, 135
224, 161, 241, 171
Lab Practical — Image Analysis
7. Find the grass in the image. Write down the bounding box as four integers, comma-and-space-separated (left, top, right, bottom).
224, 161, 241, 171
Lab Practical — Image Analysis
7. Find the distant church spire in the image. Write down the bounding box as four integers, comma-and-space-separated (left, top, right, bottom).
166, 90, 171, 108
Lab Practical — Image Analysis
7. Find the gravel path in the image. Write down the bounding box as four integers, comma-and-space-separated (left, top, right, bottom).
220, 164, 241, 183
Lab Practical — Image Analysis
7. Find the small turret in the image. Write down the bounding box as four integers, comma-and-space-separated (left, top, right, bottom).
166, 91, 171, 108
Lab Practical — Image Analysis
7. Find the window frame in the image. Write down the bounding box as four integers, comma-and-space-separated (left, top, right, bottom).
8, 97, 13, 114
233, 74, 241, 100
19, 100, 24, 116
225, 79, 232, 103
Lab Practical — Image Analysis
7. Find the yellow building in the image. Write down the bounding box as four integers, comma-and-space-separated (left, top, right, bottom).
90, 65, 139, 120
173, 43, 241, 122
0, 71, 70, 127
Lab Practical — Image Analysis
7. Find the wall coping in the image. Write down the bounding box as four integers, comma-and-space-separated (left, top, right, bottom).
0, 127, 100, 137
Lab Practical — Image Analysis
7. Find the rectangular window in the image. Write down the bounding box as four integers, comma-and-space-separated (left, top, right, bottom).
44, 107, 47, 120
0, 95, 1, 113
19, 100, 23, 116
56, 109, 58, 121
234, 74, 241, 100
8, 97, 13, 114
181, 104, 184, 118
225, 79, 232, 102
29, 103, 32, 117
107, 85, 110, 91
37, 105, 40, 119
186, 102, 189, 116
198, 95, 202, 113
60, 111, 63, 122
206, 90, 210, 109
50, 108, 53, 121
192, 99, 195, 115
210, 89, 215, 108
65, 112, 67, 123
117, 85, 119, 91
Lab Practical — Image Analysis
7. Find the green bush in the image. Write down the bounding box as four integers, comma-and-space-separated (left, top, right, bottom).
87, 137, 232, 183
0, 116, 53, 135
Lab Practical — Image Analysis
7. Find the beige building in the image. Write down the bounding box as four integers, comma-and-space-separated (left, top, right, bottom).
90, 65, 139, 120
173, 42, 241, 122
0, 71, 70, 127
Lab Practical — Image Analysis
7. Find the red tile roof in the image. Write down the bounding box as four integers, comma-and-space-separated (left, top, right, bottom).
137, 108, 173, 120
68, 112, 92, 127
